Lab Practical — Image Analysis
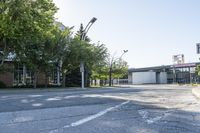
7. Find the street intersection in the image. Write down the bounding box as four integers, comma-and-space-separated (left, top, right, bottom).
0, 85, 200, 133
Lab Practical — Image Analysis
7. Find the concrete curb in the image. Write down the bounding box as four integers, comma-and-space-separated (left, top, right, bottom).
0, 87, 95, 95
192, 87, 200, 99
0, 87, 117, 95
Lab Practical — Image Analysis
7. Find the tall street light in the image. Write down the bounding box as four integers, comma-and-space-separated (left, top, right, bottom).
80, 17, 97, 89
108, 50, 128, 86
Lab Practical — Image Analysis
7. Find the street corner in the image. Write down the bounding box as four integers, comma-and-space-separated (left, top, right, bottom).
192, 87, 200, 99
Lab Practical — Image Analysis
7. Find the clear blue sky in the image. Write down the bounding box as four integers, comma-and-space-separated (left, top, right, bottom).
53, 0, 200, 68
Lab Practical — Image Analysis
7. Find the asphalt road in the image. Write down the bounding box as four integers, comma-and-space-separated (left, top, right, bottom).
0, 85, 200, 133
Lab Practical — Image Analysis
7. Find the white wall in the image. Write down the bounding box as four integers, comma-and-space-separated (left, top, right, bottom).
132, 71, 156, 84
159, 72, 167, 84
128, 73, 132, 84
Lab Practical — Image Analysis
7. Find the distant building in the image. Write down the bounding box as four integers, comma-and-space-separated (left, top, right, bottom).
128, 62, 200, 84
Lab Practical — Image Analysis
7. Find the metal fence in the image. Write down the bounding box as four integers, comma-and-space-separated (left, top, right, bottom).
113, 79, 129, 85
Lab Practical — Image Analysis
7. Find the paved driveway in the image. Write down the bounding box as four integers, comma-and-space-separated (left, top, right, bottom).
0, 85, 200, 133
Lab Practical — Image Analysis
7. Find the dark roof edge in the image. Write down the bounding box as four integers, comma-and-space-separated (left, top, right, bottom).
129, 62, 200, 72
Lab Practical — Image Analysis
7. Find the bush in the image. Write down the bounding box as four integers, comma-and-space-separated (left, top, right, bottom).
0, 81, 7, 88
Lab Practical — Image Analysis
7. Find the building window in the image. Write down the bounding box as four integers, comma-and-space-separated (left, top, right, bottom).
190, 67, 196, 73
14, 65, 23, 85
49, 67, 58, 84
49, 64, 62, 85
13, 65, 34, 86
26, 68, 34, 85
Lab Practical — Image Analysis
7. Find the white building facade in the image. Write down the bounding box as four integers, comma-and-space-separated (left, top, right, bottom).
128, 62, 199, 85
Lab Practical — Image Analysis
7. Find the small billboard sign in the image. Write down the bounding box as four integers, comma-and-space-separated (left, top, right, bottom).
173, 54, 184, 64
197, 43, 200, 54
80, 62, 84, 72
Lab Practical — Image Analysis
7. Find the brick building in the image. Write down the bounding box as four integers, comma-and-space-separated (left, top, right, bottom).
0, 61, 59, 87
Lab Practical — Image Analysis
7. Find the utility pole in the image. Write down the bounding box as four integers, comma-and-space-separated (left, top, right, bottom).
80, 17, 97, 89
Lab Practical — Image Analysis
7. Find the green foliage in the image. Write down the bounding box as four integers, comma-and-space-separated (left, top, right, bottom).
62, 38, 109, 87
0, 0, 59, 88
92, 55, 128, 79
112, 59, 128, 79
65, 67, 81, 87
75, 23, 90, 42
0, 0, 128, 88
0, 0, 58, 62
91, 52, 128, 86
196, 65, 200, 76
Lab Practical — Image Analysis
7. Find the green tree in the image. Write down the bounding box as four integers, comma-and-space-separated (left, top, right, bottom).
52, 24, 73, 87
76, 23, 90, 42
0, 0, 57, 62
99, 53, 128, 86
90, 43, 108, 86
196, 65, 200, 76
0, 0, 58, 88
62, 36, 108, 87
62, 23, 108, 87
111, 59, 128, 79
84, 43, 108, 86
1, 0, 113, 88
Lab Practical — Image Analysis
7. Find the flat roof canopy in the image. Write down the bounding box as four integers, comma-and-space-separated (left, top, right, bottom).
128, 62, 200, 73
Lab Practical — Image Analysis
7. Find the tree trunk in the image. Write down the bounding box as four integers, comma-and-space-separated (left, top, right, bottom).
62, 72, 66, 88
85, 70, 88, 87
45, 73, 48, 88
109, 67, 112, 86
90, 79, 93, 86
94, 79, 97, 86
100, 80, 103, 86
85, 68, 90, 87
33, 71, 38, 89
104, 79, 106, 86
0, 38, 7, 67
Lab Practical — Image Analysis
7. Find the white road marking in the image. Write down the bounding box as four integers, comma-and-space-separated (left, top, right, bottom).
28, 95, 43, 98
83, 94, 131, 100
32, 103, 43, 107
49, 101, 130, 133
46, 97, 62, 101
13, 116, 34, 123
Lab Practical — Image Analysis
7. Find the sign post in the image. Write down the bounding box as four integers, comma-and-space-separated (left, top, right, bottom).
80, 62, 84, 89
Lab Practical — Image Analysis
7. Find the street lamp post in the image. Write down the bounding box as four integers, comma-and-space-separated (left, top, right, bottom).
108, 50, 128, 86
80, 17, 97, 89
